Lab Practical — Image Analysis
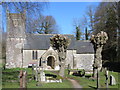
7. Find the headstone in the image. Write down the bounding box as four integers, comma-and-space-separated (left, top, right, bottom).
110, 75, 116, 85
40, 70, 46, 82
19, 70, 23, 88
35, 67, 38, 81
23, 71, 27, 88
105, 68, 109, 88
19, 70, 27, 88
59, 79, 62, 83
67, 64, 71, 75
55, 65, 60, 70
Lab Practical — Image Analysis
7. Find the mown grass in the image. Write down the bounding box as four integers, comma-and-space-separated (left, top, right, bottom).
65, 69, 119, 89
2, 68, 119, 89
2, 68, 72, 88
27, 80, 72, 88
3, 80, 73, 88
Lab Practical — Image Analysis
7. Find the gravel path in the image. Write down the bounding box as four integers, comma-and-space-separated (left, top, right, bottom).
68, 78, 82, 89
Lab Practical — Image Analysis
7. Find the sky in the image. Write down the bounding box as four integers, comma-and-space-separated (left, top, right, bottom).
42, 2, 100, 34
1, 2, 100, 35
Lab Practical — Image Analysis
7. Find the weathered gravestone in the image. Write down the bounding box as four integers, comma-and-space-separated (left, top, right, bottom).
40, 70, 46, 82
35, 67, 46, 86
67, 64, 71, 75
104, 68, 109, 88
19, 70, 27, 88
110, 75, 116, 85
35, 66, 39, 81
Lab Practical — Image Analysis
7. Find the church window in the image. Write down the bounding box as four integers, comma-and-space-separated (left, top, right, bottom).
35, 51, 38, 59
32, 51, 34, 60
32, 51, 38, 60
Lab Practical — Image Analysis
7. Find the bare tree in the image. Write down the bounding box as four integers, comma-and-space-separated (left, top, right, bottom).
73, 18, 82, 40
86, 5, 95, 31
2, 2, 48, 33
81, 5, 96, 40
29, 15, 59, 34
2, 2, 47, 69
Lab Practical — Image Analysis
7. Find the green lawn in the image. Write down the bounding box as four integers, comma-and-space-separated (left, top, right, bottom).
66, 69, 119, 89
2, 68, 72, 88
2, 68, 119, 89
3, 80, 72, 88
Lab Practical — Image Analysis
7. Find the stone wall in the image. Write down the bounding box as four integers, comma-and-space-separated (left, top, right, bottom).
23, 49, 76, 69
6, 38, 25, 68
73, 54, 94, 71
65, 50, 76, 69
6, 13, 25, 68
23, 50, 46, 68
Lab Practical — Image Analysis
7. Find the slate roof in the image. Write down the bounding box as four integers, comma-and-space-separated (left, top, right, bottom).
24, 34, 75, 50
75, 40, 94, 54
24, 34, 94, 53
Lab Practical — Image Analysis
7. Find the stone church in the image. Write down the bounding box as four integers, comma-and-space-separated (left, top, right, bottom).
6, 13, 94, 72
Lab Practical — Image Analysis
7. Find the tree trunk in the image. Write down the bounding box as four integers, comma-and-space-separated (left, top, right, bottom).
93, 67, 97, 78
97, 68, 100, 89
59, 61, 65, 77
93, 46, 103, 78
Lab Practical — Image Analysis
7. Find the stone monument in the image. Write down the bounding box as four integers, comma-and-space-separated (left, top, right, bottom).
110, 75, 116, 86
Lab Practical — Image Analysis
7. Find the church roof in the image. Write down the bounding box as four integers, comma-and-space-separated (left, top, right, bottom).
24, 34, 75, 50
75, 40, 94, 54
24, 34, 94, 54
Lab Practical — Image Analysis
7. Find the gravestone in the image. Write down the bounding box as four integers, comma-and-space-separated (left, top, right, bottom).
40, 70, 46, 82
35, 66, 39, 81
110, 75, 116, 85
23, 71, 27, 88
105, 68, 109, 88
67, 64, 71, 75
19, 70, 27, 88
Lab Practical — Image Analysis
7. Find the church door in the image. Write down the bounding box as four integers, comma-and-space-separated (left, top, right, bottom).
47, 56, 55, 69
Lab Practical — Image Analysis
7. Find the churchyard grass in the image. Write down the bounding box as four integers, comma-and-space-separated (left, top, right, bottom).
66, 69, 119, 89
27, 79, 72, 88
2, 68, 72, 88
2, 68, 119, 89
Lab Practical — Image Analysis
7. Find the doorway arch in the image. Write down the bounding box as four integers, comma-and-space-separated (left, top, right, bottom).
47, 56, 55, 69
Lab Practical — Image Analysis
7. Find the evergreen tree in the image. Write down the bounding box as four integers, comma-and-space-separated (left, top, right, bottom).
85, 27, 89, 40
76, 26, 81, 40
93, 2, 118, 62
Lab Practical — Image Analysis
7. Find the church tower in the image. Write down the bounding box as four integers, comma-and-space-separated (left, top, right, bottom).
6, 12, 26, 68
